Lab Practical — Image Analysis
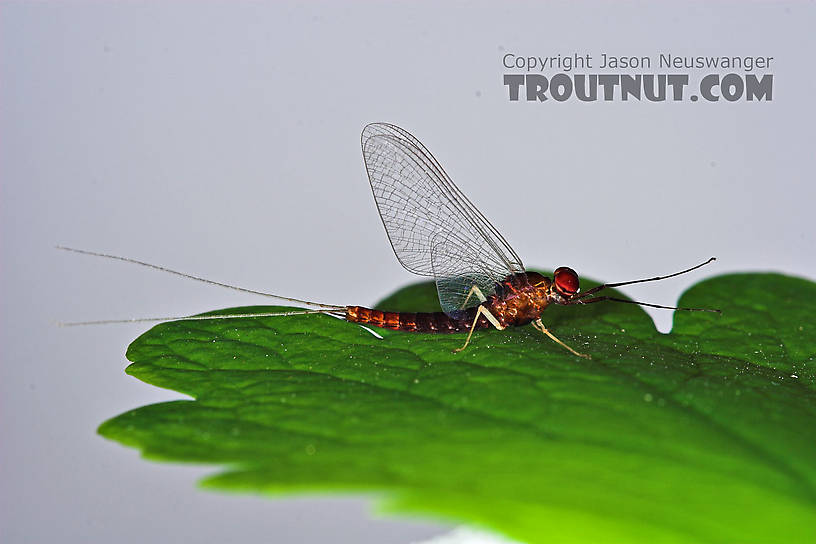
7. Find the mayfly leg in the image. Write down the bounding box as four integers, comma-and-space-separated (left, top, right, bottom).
531, 319, 590, 359
453, 305, 505, 353
453, 285, 495, 353
460, 285, 488, 308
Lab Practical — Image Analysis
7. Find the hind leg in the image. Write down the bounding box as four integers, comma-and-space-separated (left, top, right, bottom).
460, 285, 488, 309
453, 306, 504, 353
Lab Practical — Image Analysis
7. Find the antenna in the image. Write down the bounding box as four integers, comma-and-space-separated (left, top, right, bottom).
574, 257, 717, 300
565, 257, 721, 313
570, 295, 720, 313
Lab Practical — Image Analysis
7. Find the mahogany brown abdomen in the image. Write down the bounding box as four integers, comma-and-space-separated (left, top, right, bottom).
345, 306, 488, 333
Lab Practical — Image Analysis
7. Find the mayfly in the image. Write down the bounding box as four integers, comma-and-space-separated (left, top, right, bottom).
59, 123, 719, 358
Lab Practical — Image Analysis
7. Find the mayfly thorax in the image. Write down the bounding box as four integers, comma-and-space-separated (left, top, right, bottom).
59, 123, 720, 358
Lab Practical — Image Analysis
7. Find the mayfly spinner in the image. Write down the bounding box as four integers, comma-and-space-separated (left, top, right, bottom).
59, 123, 719, 358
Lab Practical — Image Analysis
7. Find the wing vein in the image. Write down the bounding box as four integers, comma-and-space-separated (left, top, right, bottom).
361, 123, 525, 315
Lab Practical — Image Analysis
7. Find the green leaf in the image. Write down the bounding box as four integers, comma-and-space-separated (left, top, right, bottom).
99, 273, 816, 543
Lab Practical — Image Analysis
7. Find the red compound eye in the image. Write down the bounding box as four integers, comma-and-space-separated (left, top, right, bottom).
553, 267, 580, 297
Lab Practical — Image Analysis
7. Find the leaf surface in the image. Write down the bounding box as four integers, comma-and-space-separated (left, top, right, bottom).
99, 273, 816, 543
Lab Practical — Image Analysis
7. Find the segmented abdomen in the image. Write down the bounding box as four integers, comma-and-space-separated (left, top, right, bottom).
345, 306, 487, 333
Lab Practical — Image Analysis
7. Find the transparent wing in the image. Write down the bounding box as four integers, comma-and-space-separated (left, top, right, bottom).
430, 229, 509, 318
361, 123, 525, 316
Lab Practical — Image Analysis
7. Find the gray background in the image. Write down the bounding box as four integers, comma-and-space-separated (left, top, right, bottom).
2, 2, 814, 543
